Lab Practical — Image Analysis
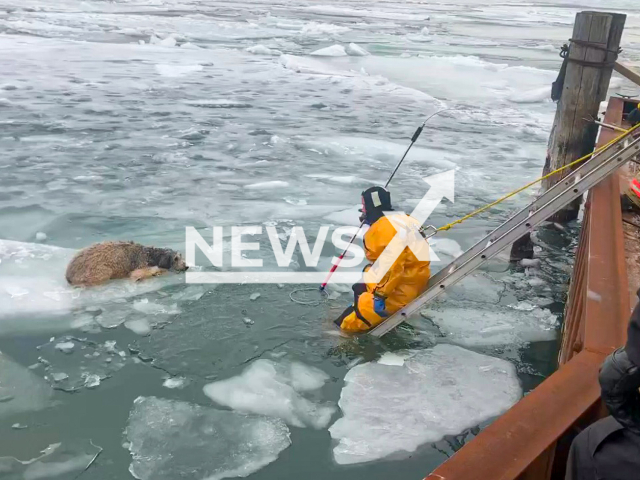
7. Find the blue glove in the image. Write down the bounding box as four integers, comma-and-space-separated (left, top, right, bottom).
374, 296, 389, 317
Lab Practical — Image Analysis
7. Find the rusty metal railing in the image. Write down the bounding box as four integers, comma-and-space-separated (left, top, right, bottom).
425, 97, 630, 480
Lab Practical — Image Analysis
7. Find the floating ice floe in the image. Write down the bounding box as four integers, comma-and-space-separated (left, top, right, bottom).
310, 44, 347, 57
133, 298, 180, 316
38, 337, 130, 392
419, 301, 558, 347
162, 377, 187, 389
441, 273, 504, 304
246, 44, 282, 56
149, 35, 177, 47
346, 43, 369, 56
0, 441, 103, 479
203, 359, 335, 429
0, 351, 51, 418
329, 344, 521, 464
430, 237, 465, 259
0, 240, 185, 333
124, 318, 152, 335
126, 396, 291, 480
299, 22, 350, 36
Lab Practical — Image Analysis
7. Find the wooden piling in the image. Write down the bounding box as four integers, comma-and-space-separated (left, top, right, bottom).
511, 11, 626, 262
542, 11, 626, 222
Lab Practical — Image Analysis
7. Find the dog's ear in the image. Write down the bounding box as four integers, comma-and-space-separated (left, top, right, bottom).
158, 253, 172, 269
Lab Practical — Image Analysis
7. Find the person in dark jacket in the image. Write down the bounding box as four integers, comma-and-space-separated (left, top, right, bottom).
628, 102, 640, 127
565, 290, 640, 480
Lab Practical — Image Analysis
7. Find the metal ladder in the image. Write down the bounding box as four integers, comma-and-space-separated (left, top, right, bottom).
369, 129, 640, 338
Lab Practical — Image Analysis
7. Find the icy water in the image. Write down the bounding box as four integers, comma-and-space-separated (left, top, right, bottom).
1, 0, 640, 479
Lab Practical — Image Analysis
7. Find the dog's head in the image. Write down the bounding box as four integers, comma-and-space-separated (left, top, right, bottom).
157, 250, 189, 272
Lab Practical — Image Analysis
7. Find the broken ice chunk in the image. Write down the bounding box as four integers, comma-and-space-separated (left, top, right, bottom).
0, 441, 102, 479
345, 43, 369, 56
38, 337, 129, 392
329, 344, 522, 464
377, 352, 407, 366
83, 374, 101, 389
125, 318, 152, 335
55, 341, 75, 354
162, 377, 187, 389
126, 396, 290, 480
171, 286, 206, 302
249, 292, 261, 301
133, 299, 180, 315
203, 360, 335, 429
419, 302, 558, 347
51, 372, 69, 383
0, 352, 51, 418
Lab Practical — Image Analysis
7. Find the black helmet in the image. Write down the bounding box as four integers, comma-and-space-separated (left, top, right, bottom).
360, 186, 392, 224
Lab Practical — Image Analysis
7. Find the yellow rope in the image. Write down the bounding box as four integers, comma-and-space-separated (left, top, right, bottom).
436, 123, 640, 232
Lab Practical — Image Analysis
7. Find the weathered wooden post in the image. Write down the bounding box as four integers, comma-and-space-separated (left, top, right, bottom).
543, 11, 625, 221
511, 11, 626, 261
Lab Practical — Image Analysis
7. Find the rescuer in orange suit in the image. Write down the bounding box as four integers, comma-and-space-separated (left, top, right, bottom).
334, 186, 431, 333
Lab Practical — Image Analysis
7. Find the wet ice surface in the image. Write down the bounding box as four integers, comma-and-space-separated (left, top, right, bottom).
0, 0, 639, 478
203, 359, 335, 428
126, 396, 291, 480
329, 344, 522, 464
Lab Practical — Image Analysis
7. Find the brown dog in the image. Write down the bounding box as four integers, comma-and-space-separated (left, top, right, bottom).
65, 241, 188, 286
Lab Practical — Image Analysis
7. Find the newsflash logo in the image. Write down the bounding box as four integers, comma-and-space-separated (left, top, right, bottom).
185, 171, 454, 284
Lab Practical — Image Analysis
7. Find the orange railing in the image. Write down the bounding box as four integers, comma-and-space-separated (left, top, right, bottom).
425, 97, 631, 480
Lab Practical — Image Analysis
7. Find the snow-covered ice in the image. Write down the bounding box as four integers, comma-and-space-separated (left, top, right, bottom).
203, 359, 335, 429
329, 344, 522, 464
126, 396, 291, 480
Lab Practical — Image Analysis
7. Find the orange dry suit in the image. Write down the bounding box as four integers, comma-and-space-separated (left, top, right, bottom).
335, 187, 431, 333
